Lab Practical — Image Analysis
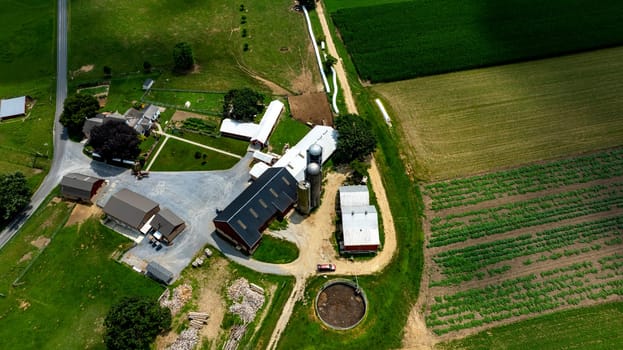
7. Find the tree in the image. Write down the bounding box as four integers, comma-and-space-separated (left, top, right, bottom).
104, 296, 171, 350
143, 61, 152, 73
333, 114, 377, 164
0, 172, 30, 222
173, 42, 194, 71
222, 88, 265, 122
103, 66, 112, 77
298, 0, 316, 10
59, 93, 100, 138
89, 121, 141, 161
324, 54, 337, 72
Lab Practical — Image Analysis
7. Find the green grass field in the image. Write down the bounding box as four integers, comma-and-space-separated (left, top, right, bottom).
268, 115, 310, 154
144, 90, 225, 116
437, 302, 623, 350
323, 0, 407, 12
0, 0, 56, 191
252, 235, 299, 264
373, 47, 623, 181
69, 0, 318, 92
332, 0, 623, 82
150, 138, 239, 171
0, 191, 162, 349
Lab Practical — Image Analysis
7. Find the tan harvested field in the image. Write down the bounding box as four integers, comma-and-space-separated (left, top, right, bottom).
373, 46, 623, 181
418, 149, 623, 340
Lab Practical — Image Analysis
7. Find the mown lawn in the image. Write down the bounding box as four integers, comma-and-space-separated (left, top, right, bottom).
150, 138, 240, 171
332, 0, 623, 82
0, 0, 56, 191
374, 47, 623, 181
144, 90, 225, 116
253, 234, 299, 264
180, 132, 249, 157
437, 302, 623, 350
0, 191, 162, 349
268, 115, 310, 154
69, 0, 318, 92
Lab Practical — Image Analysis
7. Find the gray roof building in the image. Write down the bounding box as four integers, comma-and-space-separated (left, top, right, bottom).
60, 173, 105, 203
146, 261, 174, 284
151, 208, 186, 245
0, 96, 26, 119
103, 189, 160, 229
213, 167, 297, 254
142, 79, 154, 91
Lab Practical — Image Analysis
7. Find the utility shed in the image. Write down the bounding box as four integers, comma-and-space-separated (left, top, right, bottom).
0, 96, 26, 119
60, 173, 105, 203
214, 167, 297, 254
338, 186, 380, 253
103, 189, 160, 229
150, 208, 186, 245
146, 261, 174, 284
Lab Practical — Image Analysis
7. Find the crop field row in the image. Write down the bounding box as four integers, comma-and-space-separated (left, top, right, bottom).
425, 148, 623, 211
332, 0, 623, 82
429, 183, 623, 247
426, 255, 623, 335
431, 216, 623, 286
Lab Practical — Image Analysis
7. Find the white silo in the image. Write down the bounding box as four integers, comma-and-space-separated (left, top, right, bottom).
306, 162, 322, 208
297, 180, 311, 215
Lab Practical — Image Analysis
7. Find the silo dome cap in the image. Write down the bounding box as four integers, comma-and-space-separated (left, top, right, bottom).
308, 143, 323, 156
306, 162, 321, 175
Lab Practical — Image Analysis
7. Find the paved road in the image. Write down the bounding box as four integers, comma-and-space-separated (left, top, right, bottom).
0, 0, 69, 249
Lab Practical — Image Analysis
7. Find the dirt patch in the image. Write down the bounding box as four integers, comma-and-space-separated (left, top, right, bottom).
65, 203, 102, 227
79, 64, 94, 73
31, 236, 50, 249
288, 93, 333, 126
170, 110, 215, 127
18, 299, 31, 310
402, 307, 437, 350
51, 197, 62, 204
19, 252, 33, 263
316, 282, 365, 329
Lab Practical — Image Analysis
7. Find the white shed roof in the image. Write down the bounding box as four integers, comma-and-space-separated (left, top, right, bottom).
220, 118, 258, 140
272, 125, 338, 181
0, 96, 26, 118
339, 185, 370, 207
251, 100, 283, 146
342, 205, 380, 247
249, 162, 270, 180
253, 150, 276, 164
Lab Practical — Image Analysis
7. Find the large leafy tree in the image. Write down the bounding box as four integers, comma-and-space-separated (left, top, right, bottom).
60, 93, 100, 137
298, 0, 316, 10
222, 88, 265, 122
334, 113, 377, 164
89, 121, 141, 161
173, 42, 194, 71
0, 172, 30, 222
104, 297, 171, 350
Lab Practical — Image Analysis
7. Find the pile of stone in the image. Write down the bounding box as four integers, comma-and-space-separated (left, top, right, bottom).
192, 248, 213, 267
188, 311, 209, 329
166, 328, 198, 350
159, 284, 193, 315
227, 278, 265, 323
223, 325, 247, 350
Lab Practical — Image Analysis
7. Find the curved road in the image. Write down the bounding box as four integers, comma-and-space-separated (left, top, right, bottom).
0, 0, 68, 249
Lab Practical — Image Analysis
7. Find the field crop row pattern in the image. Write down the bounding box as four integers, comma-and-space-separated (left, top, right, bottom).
425, 148, 623, 211
332, 0, 623, 82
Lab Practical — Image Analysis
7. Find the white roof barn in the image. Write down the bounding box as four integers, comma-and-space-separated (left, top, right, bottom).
220, 118, 259, 139
219, 99, 284, 147
339, 185, 370, 207
0, 96, 26, 119
338, 185, 380, 253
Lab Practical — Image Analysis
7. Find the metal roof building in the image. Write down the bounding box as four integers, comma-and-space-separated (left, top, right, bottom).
103, 188, 160, 229
150, 208, 186, 245
219, 118, 259, 140
60, 173, 105, 203
250, 100, 283, 146
146, 261, 174, 284
0, 96, 26, 119
213, 167, 297, 254
338, 186, 380, 253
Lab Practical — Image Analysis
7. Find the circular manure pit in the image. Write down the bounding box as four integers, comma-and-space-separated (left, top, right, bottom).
315, 280, 367, 330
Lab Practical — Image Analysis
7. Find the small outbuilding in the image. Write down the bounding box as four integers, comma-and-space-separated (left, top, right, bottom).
150, 208, 186, 245
146, 261, 174, 284
103, 188, 160, 229
338, 185, 380, 254
214, 167, 297, 254
60, 173, 105, 203
0, 96, 27, 120
142, 79, 154, 91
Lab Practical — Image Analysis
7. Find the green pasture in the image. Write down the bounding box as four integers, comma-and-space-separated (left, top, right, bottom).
374, 47, 623, 181
323, 0, 407, 12
150, 138, 239, 171
437, 302, 623, 350
0, 0, 56, 191
69, 0, 318, 92
174, 132, 249, 157
252, 234, 299, 264
0, 191, 162, 349
268, 115, 310, 154
332, 0, 623, 82
144, 90, 225, 116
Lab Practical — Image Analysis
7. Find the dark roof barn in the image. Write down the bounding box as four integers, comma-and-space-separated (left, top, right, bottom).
213, 167, 297, 254
151, 208, 186, 244
60, 173, 105, 203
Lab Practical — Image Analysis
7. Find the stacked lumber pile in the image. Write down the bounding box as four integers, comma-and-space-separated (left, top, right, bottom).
188, 311, 209, 329
159, 284, 193, 315
166, 328, 198, 350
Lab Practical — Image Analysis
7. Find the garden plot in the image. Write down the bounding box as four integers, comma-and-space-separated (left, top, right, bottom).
421, 148, 623, 338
